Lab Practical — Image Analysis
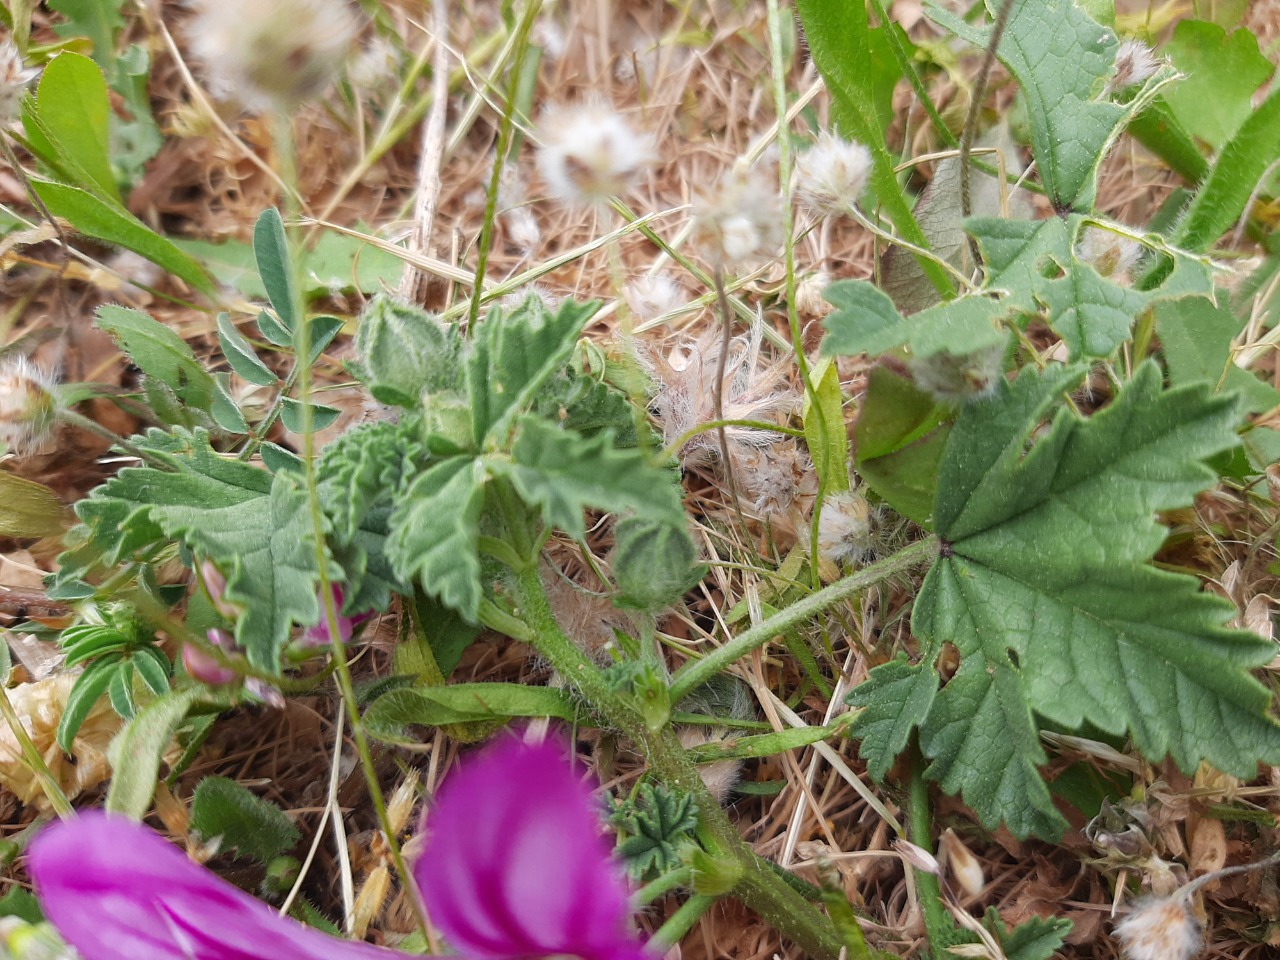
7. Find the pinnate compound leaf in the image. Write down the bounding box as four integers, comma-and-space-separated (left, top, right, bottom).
899, 362, 1280, 837
467, 295, 598, 443
925, 0, 1123, 209
493, 417, 685, 539
386, 457, 486, 622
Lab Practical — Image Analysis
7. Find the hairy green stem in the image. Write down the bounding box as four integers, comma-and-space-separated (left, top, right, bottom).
273, 113, 434, 947
652, 895, 717, 949
509, 565, 843, 960
635, 866, 694, 906
466, 0, 541, 328
908, 745, 950, 959
668, 536, 938, 704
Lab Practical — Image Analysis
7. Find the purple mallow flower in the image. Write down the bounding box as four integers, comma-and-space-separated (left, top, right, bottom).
27, 735, 649, 960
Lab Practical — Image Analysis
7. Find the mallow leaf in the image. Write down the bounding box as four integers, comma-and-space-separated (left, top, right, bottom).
967, 215, 1212, 357
386, 457, 487, 622
851, 363, 1280, 838
925, 0, 1123, 210
66, 429, 322, 672
317, 419, 428, 543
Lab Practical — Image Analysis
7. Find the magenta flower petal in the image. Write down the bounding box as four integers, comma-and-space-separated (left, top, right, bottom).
416, 735, 649, 960
29, 811, 401, 960
299, 585, 372, 648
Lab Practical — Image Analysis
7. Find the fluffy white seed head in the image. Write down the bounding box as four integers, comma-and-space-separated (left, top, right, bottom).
187, 0, 360, 112
1110, 39, 1161, 92
0, 356, 57, 456
535, 101, 655, 205
693, 166, 785, 266
0, 39, 38, 125
794, 132, 872, 216
1114, 896, 1203, 960
624, 274, 684, 322
347, 35, 400, 91
817, 490, 874, 568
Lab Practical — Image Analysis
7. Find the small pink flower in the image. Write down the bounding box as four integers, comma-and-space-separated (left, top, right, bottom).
298, 584, 372, 648
27, 735, 649, 960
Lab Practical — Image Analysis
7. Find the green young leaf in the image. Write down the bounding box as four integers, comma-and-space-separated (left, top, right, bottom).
493, 417, 685, 539
612, 516, 706, 612
1156, 297, 1280, 416
190, 777, 302, 864
901, 362, 1280, 838
467, 295, 598, 443
1161, 21, 1273, 151
967, 215, 1212, 357
802, 359, 850, 495
794, 0, 954, 297
610, 782, 700, 881
925, 0, 1123, 210
363, 684, 578, 746
846, 655, 939, 781
988, 909, 1072, 960
96, 305, 216, 411
216, 312, 278, 387
253, 209, 298, 332
352, 296, 465, 407
48, 0, 125, 67
386, 457, 486, 621
279, 397, 341, 434
106, 686, 202, 819
56, 656, 121, 752
22, 52, 120, 204
28, 179, 214, 294
69, 429, 322, 671
851, 364, 950, 526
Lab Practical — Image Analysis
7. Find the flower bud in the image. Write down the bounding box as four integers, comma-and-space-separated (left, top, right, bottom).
182, 640, 237, 686
938, 827, 985, 898
0, 357, 57, 456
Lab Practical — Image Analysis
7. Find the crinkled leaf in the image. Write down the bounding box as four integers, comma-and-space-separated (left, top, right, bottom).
493, 417, 685, 539
987, 909, 1072, 960
610, 783, 700, 882
968, 215, 1212, 357
904, 362, 1280, 838
386, 457, 486, 621
925, 0, 1123, 209
467, 295, 598, 443
317, 419, 427, 542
